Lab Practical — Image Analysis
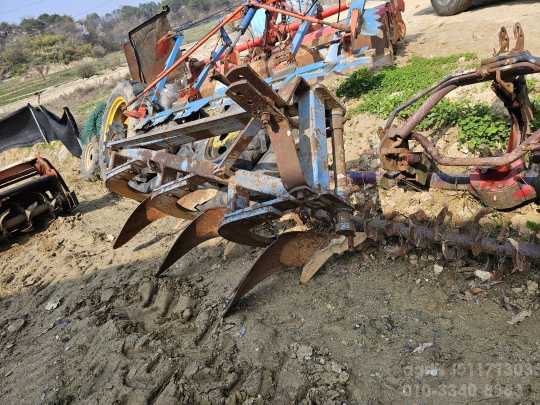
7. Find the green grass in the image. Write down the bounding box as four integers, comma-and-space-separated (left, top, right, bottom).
526, 220, 540, 233
336, 54, 520, 151
183, 19, 220, 43
0, 51, 124, 107
337, 54, 476, 116
532, 96, 540, 132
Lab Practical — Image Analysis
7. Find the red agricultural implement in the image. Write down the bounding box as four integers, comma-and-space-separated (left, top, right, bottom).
0, 158, 78, 241
0, 105, 80, 242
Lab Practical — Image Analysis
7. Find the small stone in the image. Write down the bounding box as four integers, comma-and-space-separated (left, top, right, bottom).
527, 280, 538, 295
425, 367, 439, 376
433, 264, 444, 275
7, 319, 25, 333
45, 297, 62, 311
412, 342, 433, 354
296, 344, 313, 361
181, 308, 193, 322
105, 234, 115, 242
474, 270, 492, 282
508, 310, 532, 325
100, 288, 116, 303
409, 254, 418, 266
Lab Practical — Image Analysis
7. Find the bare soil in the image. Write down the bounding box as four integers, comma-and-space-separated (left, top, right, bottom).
2, 2, 540, 404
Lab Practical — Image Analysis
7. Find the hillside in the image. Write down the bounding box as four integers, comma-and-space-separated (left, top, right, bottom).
0, 0, 237, 79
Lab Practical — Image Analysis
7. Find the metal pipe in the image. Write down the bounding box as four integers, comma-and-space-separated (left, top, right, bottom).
347, 170, 470, 191
249, 1, 349, 32
331, 108, 348, 199
398, 85, 457, 138
411, 129, 540, 167
234, 2, 350, 53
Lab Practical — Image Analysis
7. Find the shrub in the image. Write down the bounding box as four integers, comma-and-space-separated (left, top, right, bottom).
532, 97, 540, 132
77, 63, 97, 79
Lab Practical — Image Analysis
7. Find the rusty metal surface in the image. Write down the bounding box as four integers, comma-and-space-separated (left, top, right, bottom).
108, 110, 251, 151
113, 192, 199, 249
223, 230, 333, 316
218, 205, 281, 247
378, 26, 540, 211
0, 157, 78, 240
156, 207, 227, 277
114, 197, 167, 249
225, 65, 308, 191
353, 214, 540, 262
410, 130, 540, 167
126, 6, 173, 84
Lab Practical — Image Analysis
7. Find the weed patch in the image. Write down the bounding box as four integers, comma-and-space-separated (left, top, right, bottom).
337, 55, 519, 151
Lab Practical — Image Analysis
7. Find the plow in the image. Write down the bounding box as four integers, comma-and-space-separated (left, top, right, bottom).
101, 1, 540, 315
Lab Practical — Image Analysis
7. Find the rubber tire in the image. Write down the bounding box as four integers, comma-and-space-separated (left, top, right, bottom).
177, 129, 269, 169
431, 0, 472, 16
98, 80, 144, 180
79, 138, 100, 181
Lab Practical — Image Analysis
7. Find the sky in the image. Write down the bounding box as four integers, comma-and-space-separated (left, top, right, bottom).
1, 0, 148, 23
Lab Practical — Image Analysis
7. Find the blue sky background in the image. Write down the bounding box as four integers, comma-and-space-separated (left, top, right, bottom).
1, 0, 147, 23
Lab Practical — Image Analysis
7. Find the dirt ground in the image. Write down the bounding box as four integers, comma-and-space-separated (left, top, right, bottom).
3, 2, 540, 404
400, 0, 540, 59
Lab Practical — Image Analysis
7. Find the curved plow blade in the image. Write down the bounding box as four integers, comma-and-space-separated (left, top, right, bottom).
156, 207, 227, 277
300, 232, 366, 284
222, 230, 334, 316
114, 198, 166, 249
113, 193, 200, 249
177, 189, 218, 211
218, 206, 280, 248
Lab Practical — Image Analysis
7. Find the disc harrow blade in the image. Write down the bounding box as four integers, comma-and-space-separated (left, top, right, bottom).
223, 230, 334, 316
156, 207, 227, 277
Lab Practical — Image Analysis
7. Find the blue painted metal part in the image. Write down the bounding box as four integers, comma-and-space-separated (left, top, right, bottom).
136, 110, 174, 130
239, 6, 258, 31
193, 27, 232, 91
152, 34, 184, 103
174, 97, 212, 120
361, 7, 384, 37
297, 88, 329, 191
347, 0, 367, 22
251, 8, 267, 36
138, 0, 389, 132
290, 5, 317, 57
